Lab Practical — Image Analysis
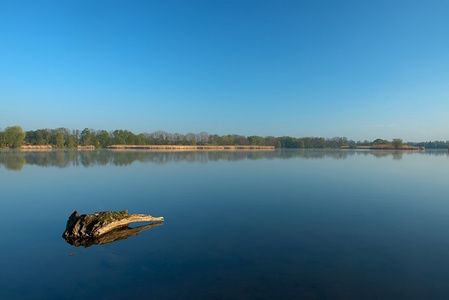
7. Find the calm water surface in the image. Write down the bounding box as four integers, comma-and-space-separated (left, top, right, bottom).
1, 149, 448, 299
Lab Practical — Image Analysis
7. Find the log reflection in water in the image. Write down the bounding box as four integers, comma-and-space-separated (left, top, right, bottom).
64, 221, 164, 248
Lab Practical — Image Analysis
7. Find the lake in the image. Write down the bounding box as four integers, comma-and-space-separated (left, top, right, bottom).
1, 149, 448, 299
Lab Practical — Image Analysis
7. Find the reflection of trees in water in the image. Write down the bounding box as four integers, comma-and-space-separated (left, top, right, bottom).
278, 149, 356, 160
0, 149, 448, 170
79, 151, 111, 167
392, 152, 404, 160
0, 151, 26, 170
0, 150, 80, 169
421, 150, 449, 157
369, 150, 406, 160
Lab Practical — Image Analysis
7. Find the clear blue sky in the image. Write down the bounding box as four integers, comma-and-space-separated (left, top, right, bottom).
1, 0, 448, 142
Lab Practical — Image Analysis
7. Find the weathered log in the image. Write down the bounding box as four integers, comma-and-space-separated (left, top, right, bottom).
62, 210, 164, 247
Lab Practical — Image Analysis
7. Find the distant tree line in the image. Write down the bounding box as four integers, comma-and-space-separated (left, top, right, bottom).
407, 140, 449, 149
0, 126, 448, 149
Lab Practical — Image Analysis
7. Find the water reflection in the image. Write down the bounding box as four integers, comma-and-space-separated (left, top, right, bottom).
63, 221, 164, 248
0, 149, 447, 170
1, 151, 26, 170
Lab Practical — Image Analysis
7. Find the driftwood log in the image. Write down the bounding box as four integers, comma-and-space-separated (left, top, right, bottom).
62, 210, 164, 247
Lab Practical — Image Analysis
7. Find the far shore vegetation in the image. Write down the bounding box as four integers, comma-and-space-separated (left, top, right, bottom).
0, 126, 448, 149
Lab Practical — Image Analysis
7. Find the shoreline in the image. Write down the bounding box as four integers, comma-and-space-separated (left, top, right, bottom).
108, 145, 275, 151
0, 145, 436, 151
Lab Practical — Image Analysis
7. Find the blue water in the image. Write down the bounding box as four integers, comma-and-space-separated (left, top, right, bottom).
1, 149, 448, 299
